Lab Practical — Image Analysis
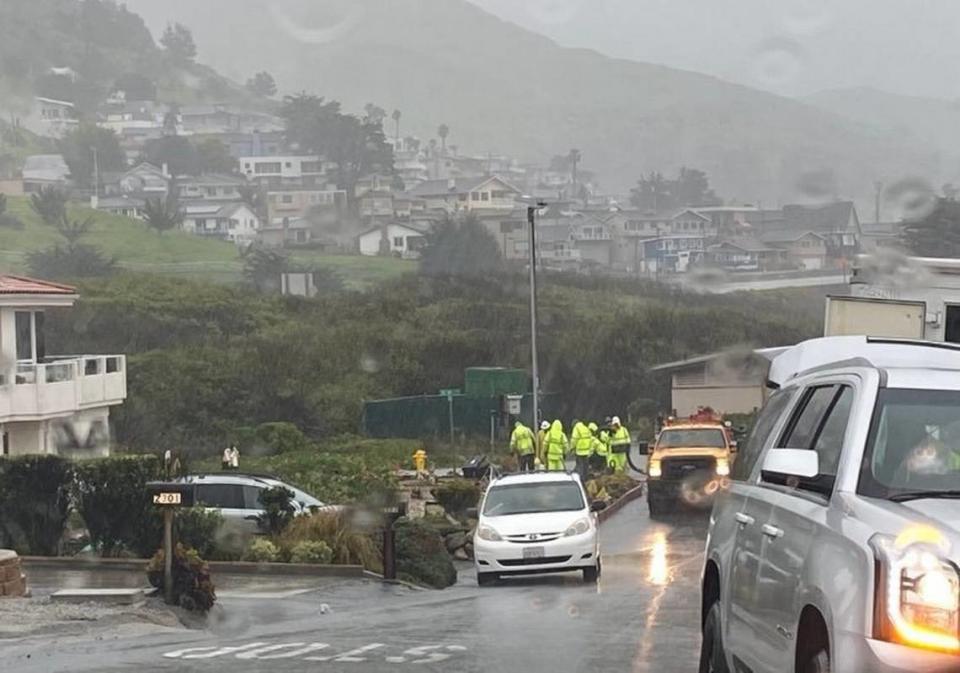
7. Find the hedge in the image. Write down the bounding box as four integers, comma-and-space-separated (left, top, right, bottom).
0, 455, 74, 555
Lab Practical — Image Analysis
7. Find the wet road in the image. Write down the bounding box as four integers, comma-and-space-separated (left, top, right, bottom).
5, 497, 711, 673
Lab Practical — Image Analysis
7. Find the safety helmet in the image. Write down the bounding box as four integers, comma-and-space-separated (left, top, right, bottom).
611, 416, 621, 426
540, 420, 550, 430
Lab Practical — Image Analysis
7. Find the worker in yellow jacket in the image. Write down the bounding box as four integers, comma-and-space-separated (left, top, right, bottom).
536, 420, 550, 469
545, 419, 568, 472
609, 416, 630, 473
570, 420, 593, 481
510, 420, 537, 472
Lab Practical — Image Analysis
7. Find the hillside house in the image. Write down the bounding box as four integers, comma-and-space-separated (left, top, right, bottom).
114, 162, 169, 198
408, 176, 521, 212
707, 238, 784, 271
357, 223, 427, 257
179, 105, 283, 135
759, 229, 828, 270
25, 97, 78, 139
94, 195, 145, 219
0, 276, 126, 457
266, 188, 347, 226
22, 155, 71, 193
359, 190, 396, 222
240, 155, 324, 188
181, 202, 260, 245
178, 174, 245, 202
780, 201, 862, 263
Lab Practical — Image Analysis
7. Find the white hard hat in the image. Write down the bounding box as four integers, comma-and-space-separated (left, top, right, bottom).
540, 420, 550, 430
611, 416, 621, 425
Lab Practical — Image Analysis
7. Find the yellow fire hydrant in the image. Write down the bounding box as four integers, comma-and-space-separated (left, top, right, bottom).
413, 448, 428, 474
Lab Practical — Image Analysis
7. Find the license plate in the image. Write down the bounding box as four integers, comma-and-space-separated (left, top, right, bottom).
522, 546, 545, 559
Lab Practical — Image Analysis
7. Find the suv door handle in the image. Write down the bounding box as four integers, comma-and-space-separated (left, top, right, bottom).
734, 512, 755, 527
762, 524, 784, 539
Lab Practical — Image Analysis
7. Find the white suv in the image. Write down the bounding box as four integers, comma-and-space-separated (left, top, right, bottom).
701, 337, 960, 673
473, 472, 604, 585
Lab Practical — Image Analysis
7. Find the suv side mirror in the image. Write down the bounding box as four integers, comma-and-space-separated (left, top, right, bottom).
590, 500, 608, 512
637, 441, 649, 455
465, 507, 479, 519
730, 440, 738, 452
761, 448, 818, 480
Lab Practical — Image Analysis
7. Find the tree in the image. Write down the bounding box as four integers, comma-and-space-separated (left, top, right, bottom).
142, 196, 183, 235
113, 73, 156, 101
628, 167, 721, 212
438, 124, 450, 152
420, 214, 503, 278
195, 138, 237, 174
144, 135, 199, 176
901, 198, 960, 257
238, 184, 266, 219
674, 167, 720, 207
363, 103, 386, 125
568, 148, 581, 196
0, 194, 22, 229
391, 109, 401, 141
27, 215, 116, 279
58, 123, 126, 190
242, 245, 289, 293
246, 71, 277, 97
160, 23, 197, 64
630, 171, 673, 212
30, 186, 69, 227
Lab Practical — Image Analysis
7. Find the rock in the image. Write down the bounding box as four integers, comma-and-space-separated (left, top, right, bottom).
453, 548, 469, 561
464, 542, 474, 560
444, 532, 468, 552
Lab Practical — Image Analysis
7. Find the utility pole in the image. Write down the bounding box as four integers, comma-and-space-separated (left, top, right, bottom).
527, 202, 545, 429
91, 146, 100, 206
873, 180, 884, 224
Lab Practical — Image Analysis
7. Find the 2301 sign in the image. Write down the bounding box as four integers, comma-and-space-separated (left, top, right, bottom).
152, 492, 182, 505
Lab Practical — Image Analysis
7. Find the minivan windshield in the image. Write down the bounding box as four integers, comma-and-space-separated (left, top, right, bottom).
482, 482, 585, 516
860, 388, 960, 498
657, 429, 726, 450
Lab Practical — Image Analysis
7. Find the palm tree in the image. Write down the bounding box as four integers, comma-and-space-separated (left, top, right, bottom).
568, 148, 582, 196
391, 109, 401, 141
142, 196, 183, 235
438, 124, 450, 152
30, 185, 68, 227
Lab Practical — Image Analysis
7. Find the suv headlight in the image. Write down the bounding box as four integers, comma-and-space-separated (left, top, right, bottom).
564, 518, 591, 537
871, 532, 960, 653
477, 524, 502, 542
715, 458, 730, 476
648, 459, 662, 478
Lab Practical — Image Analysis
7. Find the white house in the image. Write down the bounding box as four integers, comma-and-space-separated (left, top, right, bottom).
181, 201, 260, 246
24, 97, 78, 139
220, 203, 261, 246
407, 175, 521, 212
21, 154, 71, 193
239, 155, 324, 184
357, 223, 427, 257
0, 276, 127, 457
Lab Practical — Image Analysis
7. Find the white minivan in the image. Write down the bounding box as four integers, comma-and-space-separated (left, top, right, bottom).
473, 472, 605, 586
701, 337, 960, 673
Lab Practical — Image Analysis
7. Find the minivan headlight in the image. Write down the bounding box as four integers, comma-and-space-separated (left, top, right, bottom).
477, 525, 502, 542
564, 518, 591, 537
871, 533, 960, 653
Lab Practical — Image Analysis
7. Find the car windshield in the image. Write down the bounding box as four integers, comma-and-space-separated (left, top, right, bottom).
657, 429, 726, 449
482, 482, 585, 516
860, 388, 960, 498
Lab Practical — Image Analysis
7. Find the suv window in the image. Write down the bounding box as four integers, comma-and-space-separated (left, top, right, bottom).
196, 483, 244, 509
242, 485, 264, 509
731, 389, 792, 481
779, 386, 837, 450
813, 386, 854, 477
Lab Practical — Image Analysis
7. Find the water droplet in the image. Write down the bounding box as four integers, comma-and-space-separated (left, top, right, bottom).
795, 168, 837, 200
782, 0, 833, 35
885, 178, 937, 221
360, 355, 380, 373
525, 0, 583, 26
750, 37, 805, 87
269, 4, 359, 45
682, 265, 728, 292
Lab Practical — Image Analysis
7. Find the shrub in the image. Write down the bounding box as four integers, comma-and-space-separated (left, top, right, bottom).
0, 456, 74, 555
432, 479, 480, 517
73, 455, 162, 556
277, 511, 381, 571
289, 540, 334, 564
146, 543, 216, 612
139, 506, 225, 561
394, 518, 457, 589
253, 422, 312, 454
586, 473, 636, 502
245, 537, 280, 562
256, 486, 296, 535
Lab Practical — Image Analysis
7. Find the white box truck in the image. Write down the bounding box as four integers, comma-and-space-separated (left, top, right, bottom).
824, 295, 926, 339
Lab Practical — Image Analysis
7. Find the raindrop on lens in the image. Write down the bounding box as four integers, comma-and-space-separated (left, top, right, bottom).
782, 0, 833, 35
360, 355, 380, 373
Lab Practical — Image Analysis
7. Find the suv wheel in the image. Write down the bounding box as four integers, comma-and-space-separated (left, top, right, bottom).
477, 572, 497, 587
698, 603, 729, 673
800, 648, 830, 673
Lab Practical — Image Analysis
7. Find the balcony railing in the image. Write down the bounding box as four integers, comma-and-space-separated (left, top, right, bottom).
0, 355, 127, 421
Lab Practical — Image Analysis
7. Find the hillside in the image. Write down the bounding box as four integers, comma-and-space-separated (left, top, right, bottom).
124, 0, 944, 203
0, 197, 413, 287
804, 87, 960, 172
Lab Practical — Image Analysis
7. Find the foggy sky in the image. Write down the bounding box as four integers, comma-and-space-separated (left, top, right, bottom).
470, 0, 960, 101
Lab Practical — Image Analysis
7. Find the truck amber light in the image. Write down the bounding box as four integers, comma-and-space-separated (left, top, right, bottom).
872, 534, 960, 653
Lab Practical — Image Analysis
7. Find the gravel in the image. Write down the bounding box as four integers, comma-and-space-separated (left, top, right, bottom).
0, 595, 187, 640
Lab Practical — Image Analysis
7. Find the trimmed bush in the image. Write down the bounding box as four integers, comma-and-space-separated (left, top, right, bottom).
146, 543, 216, 612
174, 507, 224, 560
256, 486, 296, 535
432, 479, 480, 517
277, 511, 380, 570
289, 540, 334, 564
0, 456, 74, 555
245, 537, 280, 562
394, 518, 457, 589
73, 455, 162, 556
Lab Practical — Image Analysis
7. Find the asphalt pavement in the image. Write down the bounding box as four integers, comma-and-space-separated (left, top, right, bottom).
4, 495, 710, 673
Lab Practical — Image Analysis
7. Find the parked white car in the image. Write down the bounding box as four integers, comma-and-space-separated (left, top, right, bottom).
701, 336, 960, 673
176, 473, 330, 536
473, 472, 604, 586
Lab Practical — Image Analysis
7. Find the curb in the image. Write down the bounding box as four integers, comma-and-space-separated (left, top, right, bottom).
21, 556, 365, 578
597, 482, 645, 524
362, 570, 429, 591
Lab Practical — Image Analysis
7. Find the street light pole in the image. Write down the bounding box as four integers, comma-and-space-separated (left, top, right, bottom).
527, 203, 544, 429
